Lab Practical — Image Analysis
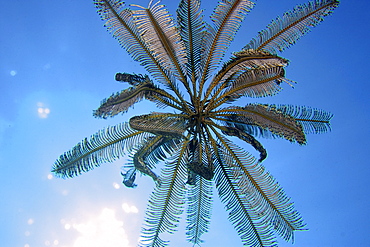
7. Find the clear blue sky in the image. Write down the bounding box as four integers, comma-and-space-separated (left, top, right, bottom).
1, 0, 369, 246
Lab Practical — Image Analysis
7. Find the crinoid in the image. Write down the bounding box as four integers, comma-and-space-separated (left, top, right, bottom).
52, 0, 339, 246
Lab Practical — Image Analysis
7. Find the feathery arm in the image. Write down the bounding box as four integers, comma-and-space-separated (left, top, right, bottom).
222, 126, 267, 162
212, 104, 307, 144
177, 0, 205, 104
199, 0, 254, 98
244, 0, 340, 54
207, 66, 294, 111
94, 80, 184, 119
141, 138, 189, 247
94, 0, 189, 110
129, 113, 188, 138
204, 49, 289, 102
132, 135, 168, 183
211, 126, 306, 242
52, 122, 151, 178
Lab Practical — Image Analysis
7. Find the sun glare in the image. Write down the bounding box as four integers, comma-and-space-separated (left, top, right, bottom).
64, 223, 71, 230
113, 182, 120, 189
27, 218, 34, 225
37, 102, 50, 118
122, 203, 139, 214
72, 208, 130, 247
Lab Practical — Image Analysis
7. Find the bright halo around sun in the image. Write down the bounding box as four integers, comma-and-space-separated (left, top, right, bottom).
72, 208, 130, 247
